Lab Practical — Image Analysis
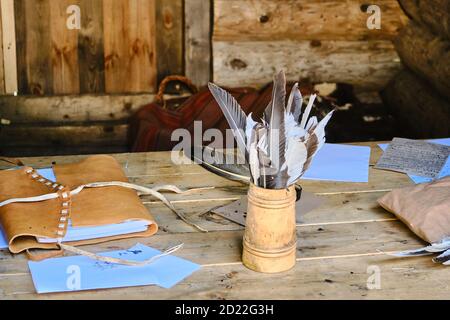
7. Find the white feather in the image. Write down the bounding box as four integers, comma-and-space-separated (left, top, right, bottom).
285, 138, 308, 185
285, 112, 307, 138
300, 94, 317, 129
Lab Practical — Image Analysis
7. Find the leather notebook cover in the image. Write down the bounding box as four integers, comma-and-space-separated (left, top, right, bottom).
0, 155, 158, 254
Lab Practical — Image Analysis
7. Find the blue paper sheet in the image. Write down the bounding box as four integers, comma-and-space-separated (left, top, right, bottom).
0, 226, 7, 249
36, 168, 56, 182
301, 143, 371, 182
378, 138, 450, 184
28, 243, 200, 293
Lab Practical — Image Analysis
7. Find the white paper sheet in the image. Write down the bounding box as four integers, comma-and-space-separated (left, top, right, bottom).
301, 143, 371, 182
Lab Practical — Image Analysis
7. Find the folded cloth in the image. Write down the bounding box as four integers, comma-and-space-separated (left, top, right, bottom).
0, 155, 158, 255
378, 176, 450, 243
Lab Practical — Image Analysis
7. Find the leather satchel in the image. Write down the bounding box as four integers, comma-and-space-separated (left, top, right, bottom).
129, 76, 317, 152
0, 155, 158, 256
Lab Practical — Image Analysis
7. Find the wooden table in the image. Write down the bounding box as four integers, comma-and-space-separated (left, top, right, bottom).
1, 142, 448, 299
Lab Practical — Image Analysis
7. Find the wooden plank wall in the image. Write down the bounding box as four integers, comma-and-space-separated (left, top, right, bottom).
0, 0, 408, 94
0, 0, 411, 156
1, 0, 191, 96
14, 0, 160, 95
213, 0, 408, 90
0, 0, 214, 156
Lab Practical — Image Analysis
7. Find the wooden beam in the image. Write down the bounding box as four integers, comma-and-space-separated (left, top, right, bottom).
78, 0, 105, 94
49, 0, 80, 94
0, 1, 5, 95
184, 0, 211, 88
418, 0, 450, 40
214, 0, 407, 41
155, 0, 183, 85
0, 93, 188, 124
103, 0, 157, 93
382, 69, 450, 138
213, 40, 401, 90
14, 0, 53, 95
395, 21, 450, 101
398, 0, 450, 40
0, 122, 128, 148
0, 0, 17, 94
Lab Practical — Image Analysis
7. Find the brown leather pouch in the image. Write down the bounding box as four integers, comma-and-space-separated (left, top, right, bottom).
378, 176, 450, 243
0, 155, 158, 255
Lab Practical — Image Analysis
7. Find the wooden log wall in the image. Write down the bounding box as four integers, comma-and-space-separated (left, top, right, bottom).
0, 0, 211, 156
0, 0, 415, 156
382, 0, 450, 138
212, 0, 407, 90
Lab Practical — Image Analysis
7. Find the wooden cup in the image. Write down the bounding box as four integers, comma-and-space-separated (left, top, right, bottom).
242, 183, 297, 273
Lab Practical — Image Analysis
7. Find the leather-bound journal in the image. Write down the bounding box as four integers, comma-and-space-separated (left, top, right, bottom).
0, 155, 158, 255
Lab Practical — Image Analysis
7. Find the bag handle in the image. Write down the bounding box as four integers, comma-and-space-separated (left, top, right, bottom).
155, 75, 198, 108
0, 157, 25, 167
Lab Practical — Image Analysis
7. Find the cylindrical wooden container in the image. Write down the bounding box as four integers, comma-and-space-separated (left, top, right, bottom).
242, 183, 297, 273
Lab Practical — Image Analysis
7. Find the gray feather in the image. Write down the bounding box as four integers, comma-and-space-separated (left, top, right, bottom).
286, 83, 303, 121
208, 83, 248, 158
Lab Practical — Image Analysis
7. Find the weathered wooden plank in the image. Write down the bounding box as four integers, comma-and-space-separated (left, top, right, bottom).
395, 21, 450, 101
130, 166, 413, 195
397, 0, 421, 21
49, 0, 80, 94
0, 93, 160, 123
0, 0, 17, 94
15, 0, 53, 95
0, 93, 188, 124
1, 254, 446, 299
0, 122, 128, 148
5, 143, 413, 195
417, 0, 450, 40
0, 220, 431, 299
144, 191, 396, 234
0, 145, 129, 158
398, 0, 450, 40
214, 0, 407, 42
0, 141, 436, 299
382, 69, 450, 138
213, 40, 401, 90
0, 220, 421, 272
184, 0, 211, 88
78, 0, 105, 93
155, 0, 183, 85
2, 156, 409, 196
0, 2, 5, 95
103, 0, 157, 93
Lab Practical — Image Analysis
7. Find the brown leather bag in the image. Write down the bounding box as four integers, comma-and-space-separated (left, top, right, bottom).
129, 76, 316, 152
0, 155, 157, 256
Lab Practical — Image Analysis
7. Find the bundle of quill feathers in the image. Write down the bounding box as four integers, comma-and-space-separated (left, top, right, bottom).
208, 70, 335, 189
